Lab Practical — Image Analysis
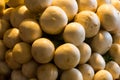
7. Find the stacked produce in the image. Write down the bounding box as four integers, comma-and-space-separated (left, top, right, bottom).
1, 0, 120, 80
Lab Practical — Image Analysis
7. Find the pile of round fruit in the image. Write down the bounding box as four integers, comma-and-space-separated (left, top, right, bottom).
1, 0, 120, 80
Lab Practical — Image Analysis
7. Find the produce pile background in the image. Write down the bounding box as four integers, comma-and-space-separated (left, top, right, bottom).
0, 0, 120, 80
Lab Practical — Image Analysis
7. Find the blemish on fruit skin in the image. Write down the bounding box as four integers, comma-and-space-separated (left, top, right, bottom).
52, 17, 56, 21
66, 57, 70, 63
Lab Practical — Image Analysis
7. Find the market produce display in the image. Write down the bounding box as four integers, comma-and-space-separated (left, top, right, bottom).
1, 0, 120, 80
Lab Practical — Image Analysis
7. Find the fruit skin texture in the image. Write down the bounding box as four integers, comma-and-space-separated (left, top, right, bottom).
3, 28, 21, 48
22, 60, 38, 78
89, 53, 106, 71
77, 42, 91, 64
12, 42, 32, 64
0, 0, 5, 16
112, 33, 120, 44
111, 0, 120, 11
54, 43, 80, 70
75, 10, 100, 38
105, 61, 120, 79
60, 68, 83, 80
25, 0, 52, 13
19, 19, 42, 43
97, 4, 120, 33
78, 64, 94, 80
91, 30, 113, 55
94, 70, 113, 80
32, 38, 55, 64
52, 0, 78, 21
10, 5, 35, 28
63, 22, 85, 46
37, 63, 58, 80
0, 61, 11, 75
109, 43, 120, 65
0, 19, 10, 39
7, 0, 24, 7
77, 0, 97, 12
0, 40, 7, 60
40, 6, 68, 35
97, 0, 111, 7
2, 8, 14, 21
5, 49, 21, 70
11, 70, 28, 80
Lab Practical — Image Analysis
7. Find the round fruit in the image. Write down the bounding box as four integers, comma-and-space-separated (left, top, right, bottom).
89, 53, 106, 71
12, 42, 32, 64
54, 43, 80, 70
105, 61, 120, 79
97, 4, 120, 33
3, 28, 21, 48
22, 60, 38, 78
19, 19, 42, 43
77, 42, 91, 64
77, 0, 97, 12
5, 49, 21, 69
40, 6, 68, 35
52, 0, 78, 21
90, 30, 112, 55
78, 64, 94, 80
2, 8, 14, 21
0, 61, 11, 75
109, 43, 120, 65
25, 0, 52, 13
63, 22, 85, 46
11, 70, 28, 80
32, 38, 55, 63
60, 68, 83, 80
10, 5, 35, 27
37, 63, 58, 80
94, 70, 113, 80
75, 10, 100, 38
